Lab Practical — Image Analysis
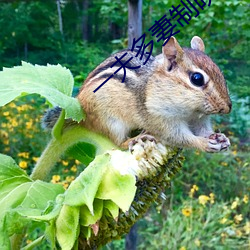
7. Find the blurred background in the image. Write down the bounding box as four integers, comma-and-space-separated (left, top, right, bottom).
0, 0, 249, 249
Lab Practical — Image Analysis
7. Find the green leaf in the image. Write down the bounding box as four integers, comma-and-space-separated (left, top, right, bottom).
65, 142, 96, 165
0, 182, 32, 217
103, 200, 119, 219
27, 199, 63, 222
0, 154, 30, 181
2, 210, 30, 237
20, 181, 64, 213
0, 176, 32, 201
0, 181, 64, 239
0, 231, 10, 250
52, 109, 65, 139
79, 199, 103, 226
45, 220, 56, 249
96, 167, 136, 212
56, 205, 80, 250
64, 154, 111, 213
80, 226, 92, 240
0, 154, 65, 244
0, 62, 85, 122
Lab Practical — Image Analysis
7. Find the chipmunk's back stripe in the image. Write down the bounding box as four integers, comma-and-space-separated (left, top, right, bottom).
91, 62, 117, 79
90, 58, 141, 81
96, 73, 129, 84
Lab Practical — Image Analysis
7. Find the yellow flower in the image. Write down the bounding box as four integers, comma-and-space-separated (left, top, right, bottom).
51, 175, 61, 183
234, 214, 243, 224
182, 207, 192, 217
11, 119, 18, 127
63, 182, 69, 189
0, 130, 8, 138
232, 150, 237, 156
32, 157, 39, 162
3, 111, 9, 116
236, 229, 242, 237
66, 176, 75, 182
9, 102, 16, 108
243, 195, 248, 204
189, 184, 199, 197
26, 239, 32, 244
220, 217, 228, 224
194, 238, 201, 247
198, 195, 210, 206
70, 165, 77, 172
3, 138, 9, 145
179, 247, 186, 250
231, 198, 240, 209
221, 162, 228, 167
244, 221, 250, 234
209, 193, 215, 204
18, 152, 29, 159
62, 160, 69, 166
26, 121, 33, 129
75, 159, 81, 165
17, 105, 30, 112
19, 161, 28, 169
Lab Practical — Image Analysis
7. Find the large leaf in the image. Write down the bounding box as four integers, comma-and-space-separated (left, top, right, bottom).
63, 154, 111, 213
79, 199, 103, 227
0, 154, 30, 181
103, 200, 119, 219
56, 205, 80, 250
0, 176, 32, 201
0, 154, 65, 248
0, 62, 85, 121
96, 166, 136, 212
65, 142, 96, 165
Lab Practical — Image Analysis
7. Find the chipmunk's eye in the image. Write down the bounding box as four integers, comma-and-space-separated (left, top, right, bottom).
190, 72, 204, 87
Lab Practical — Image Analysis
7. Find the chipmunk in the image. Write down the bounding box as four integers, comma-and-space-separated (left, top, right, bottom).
43, 36, 232, 153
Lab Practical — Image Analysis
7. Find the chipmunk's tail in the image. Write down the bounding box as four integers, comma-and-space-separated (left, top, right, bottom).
41, 106, 62, 130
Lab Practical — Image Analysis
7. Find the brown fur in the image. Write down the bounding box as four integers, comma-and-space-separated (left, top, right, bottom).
77, 36, 232, 152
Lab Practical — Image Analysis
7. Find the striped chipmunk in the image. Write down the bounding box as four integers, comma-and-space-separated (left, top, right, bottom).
43, 36, 232, 153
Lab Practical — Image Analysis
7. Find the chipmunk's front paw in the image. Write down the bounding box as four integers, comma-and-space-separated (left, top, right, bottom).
206, 133, 230, 152
128, 134, 156, 152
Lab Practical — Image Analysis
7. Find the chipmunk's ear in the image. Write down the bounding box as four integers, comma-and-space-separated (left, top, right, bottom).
191, 36, 205, 52
162, 36, 184, 64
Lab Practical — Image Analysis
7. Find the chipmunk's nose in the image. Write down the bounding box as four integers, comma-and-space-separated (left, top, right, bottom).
219, 101, 232, 114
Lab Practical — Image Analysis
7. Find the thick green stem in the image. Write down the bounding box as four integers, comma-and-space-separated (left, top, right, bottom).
30, 126, 118, 181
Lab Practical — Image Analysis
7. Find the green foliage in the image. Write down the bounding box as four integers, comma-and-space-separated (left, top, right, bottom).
137, 196, 249, 249
0, 62, 84, 122
0, 154, 64, 249
66, 142, 96, 165
0, 1, 249, 249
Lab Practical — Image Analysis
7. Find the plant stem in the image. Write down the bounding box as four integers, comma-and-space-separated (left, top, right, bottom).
10, 232, 25, 250
30, 126, 118, 181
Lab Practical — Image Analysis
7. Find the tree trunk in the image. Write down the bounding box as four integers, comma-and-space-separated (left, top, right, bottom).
125, 224, 137, 250
56, 0, 63, 36
128, 0, 142, 49
82, 0, 89, 41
